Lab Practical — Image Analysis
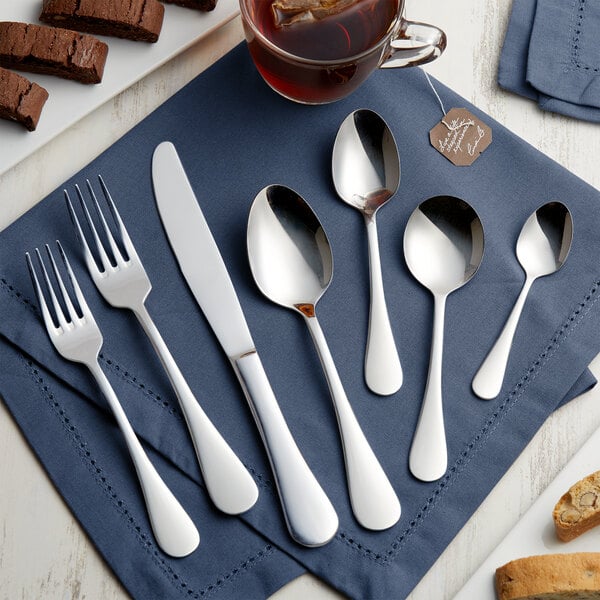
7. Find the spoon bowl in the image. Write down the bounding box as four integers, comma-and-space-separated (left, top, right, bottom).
516, 201, 572, 277
404, 196, 484, 293
472, 201, 573, 400
246, 184, 332, 313
332, 109, 403, 395
333, 109, 400, 215
404, 195, 484, 481
247, 184, 401, 530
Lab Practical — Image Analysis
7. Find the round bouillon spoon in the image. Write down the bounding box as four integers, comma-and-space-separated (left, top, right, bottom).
472, 202, 573, 400
404, 196, 484, 482
247, 184, 401, 530
332, 109, 403, 396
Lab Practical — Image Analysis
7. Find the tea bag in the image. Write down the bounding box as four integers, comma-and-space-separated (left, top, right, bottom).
271, 0, 360, 27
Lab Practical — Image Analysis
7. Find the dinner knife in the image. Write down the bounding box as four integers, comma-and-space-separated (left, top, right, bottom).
152, 141, 339, 547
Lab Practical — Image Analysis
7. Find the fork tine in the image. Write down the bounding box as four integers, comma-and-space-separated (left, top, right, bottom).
31, 246, 70, 331
65, 189, 102, 278
97, 175, 139, 262
55, 240, 95, 324
71, 184, 113, 274
26, 250, 59, 332
45, 242, 82, 325
86, 177, 129, 267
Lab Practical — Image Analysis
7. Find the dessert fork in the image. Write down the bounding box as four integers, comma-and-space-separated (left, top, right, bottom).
27, 242, 200, 558
65, 177, 258, 515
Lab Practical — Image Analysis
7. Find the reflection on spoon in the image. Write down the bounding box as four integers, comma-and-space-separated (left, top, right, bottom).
247, 184, 401, 530
404, 196, 484, 482
472, 202, 573, 400
332, 109, 403, 396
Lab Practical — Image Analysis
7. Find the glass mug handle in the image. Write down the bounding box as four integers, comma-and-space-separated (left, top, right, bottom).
380, 20, 447, 69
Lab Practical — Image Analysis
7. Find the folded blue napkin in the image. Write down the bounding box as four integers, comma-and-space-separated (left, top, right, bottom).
499, 0, 600, 122
2, 43, 600, 600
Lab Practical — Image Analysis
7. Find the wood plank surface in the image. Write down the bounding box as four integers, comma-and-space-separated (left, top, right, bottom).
2, 2, 600, 598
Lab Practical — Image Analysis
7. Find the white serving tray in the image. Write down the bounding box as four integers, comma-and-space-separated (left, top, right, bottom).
455, 425, 600, 599
0, 0, 239, 176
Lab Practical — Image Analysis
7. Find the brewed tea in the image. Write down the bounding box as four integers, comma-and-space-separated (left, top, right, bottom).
242, 0, 400, 104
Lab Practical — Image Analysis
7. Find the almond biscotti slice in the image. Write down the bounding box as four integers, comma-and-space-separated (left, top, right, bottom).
554, 470, 600, 542
0, 67, 48, 131
495, 553, 600, 600
0, 22, 108, 84
40, 0, 165, 43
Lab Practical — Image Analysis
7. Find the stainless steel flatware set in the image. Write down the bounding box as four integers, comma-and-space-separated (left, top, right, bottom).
25, 110, 573, 554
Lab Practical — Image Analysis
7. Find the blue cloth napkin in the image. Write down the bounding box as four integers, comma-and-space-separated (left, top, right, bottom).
2, 43, 600, 600
499, 0, 600, 122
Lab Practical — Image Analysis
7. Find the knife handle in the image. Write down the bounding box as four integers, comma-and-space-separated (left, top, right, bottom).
233, 351, 339, 547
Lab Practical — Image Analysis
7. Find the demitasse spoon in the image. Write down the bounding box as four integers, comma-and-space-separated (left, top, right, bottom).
404, 196, 484, 482
247, 184, 401, 530
332, 109, 403, 396
472, 202, 573, 400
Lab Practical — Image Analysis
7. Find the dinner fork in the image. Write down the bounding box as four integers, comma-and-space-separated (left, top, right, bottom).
65, 177, 258, 515
27, 242, 200, 558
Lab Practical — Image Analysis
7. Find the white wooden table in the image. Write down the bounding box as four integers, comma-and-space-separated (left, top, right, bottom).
2, 2, 600, 598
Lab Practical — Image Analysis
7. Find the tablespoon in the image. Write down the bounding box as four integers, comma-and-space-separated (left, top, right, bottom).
332, 109, 403, 396
472, 202, 573, 400
247, 184, 401, 531
404, 196, 484, 482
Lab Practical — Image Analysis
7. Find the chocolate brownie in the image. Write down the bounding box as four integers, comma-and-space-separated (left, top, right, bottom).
0, 22, 108, 84
161, 0, 217, 11
40, 0, 165, 43
0, 67, 48, 131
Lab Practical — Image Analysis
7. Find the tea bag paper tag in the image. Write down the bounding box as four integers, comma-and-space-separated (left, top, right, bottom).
429, 107, 492, 166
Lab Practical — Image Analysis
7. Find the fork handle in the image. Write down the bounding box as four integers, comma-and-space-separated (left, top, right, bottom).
134, 304, 259, 515
88, 361, 199, 558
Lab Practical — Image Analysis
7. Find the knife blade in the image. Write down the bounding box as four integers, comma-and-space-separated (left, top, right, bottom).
152, 141, 338, 547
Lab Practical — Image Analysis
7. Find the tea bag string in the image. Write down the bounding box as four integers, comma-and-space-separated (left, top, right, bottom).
423, 69, 447, 116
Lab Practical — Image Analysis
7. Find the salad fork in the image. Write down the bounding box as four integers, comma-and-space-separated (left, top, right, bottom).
27, 242, 200, 558
65, 177, 258, 515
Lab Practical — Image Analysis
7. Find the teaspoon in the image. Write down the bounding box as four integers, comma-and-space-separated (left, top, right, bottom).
332, 109, 403, 396
247, 184, 401, 531
472, 202, 573, 400
404, 196, 484, 482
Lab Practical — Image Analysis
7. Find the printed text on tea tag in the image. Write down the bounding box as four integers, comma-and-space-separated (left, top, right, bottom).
429, 107, 492, 166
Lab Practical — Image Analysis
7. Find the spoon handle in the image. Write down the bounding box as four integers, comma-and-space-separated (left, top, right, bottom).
364, 216, 403, 396
304, 314, 401, 530
472, 276, 535, 400
409, 293, 448, 482
233, 351, 339, 547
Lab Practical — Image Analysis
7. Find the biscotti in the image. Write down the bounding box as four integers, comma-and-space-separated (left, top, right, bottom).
40, 0, 165, 43
0, 67, 48, 131
161, 0, 217, 10
495, 553, 600, 600
0, 22, 108, 84
553, 470, 600, 542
